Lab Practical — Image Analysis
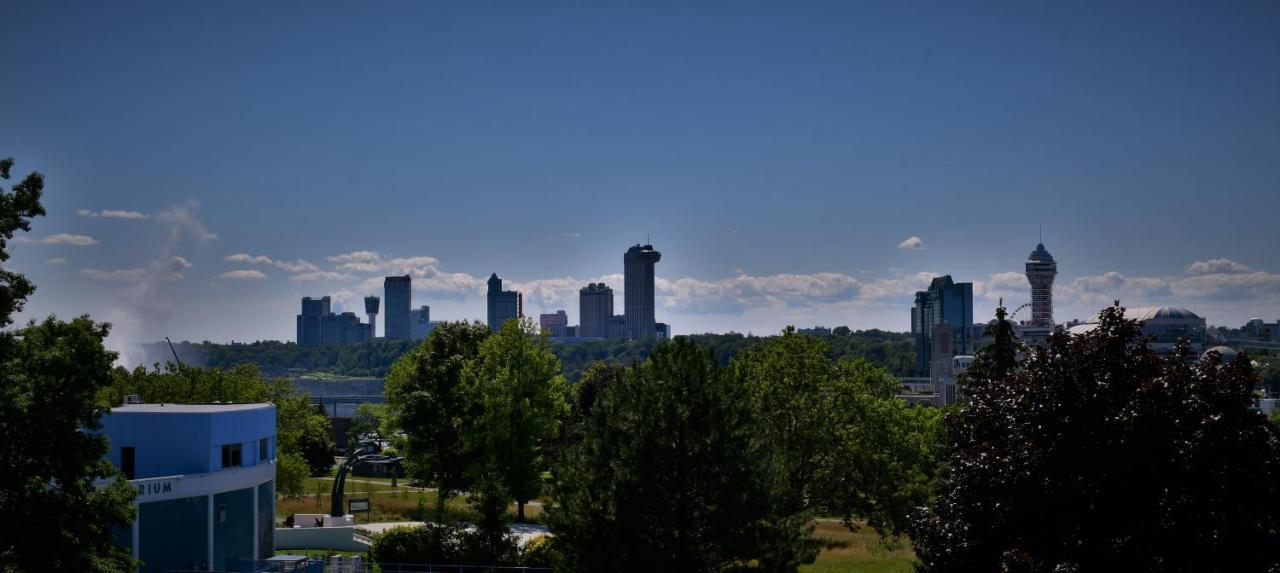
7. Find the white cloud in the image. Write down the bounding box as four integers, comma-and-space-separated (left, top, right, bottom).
79, 208, 151, 220
1186, 258, 1251, 275
169, 256, 193, 272
327, 289, 358, 311
47, 257, 66, 265
219, 269, 268, 280
225, 253, 273, 265
225, 253, 319, 274
274, 259, 319, 273
290, 271, 352, 282
560, 232, 582, 238
41, 233, 99, 246
81, 268, 148, 282
974, 271, 1027, 302
897, 236, 925, 250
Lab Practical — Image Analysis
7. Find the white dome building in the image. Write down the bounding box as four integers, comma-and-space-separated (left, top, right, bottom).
1066, 306, 1208, 355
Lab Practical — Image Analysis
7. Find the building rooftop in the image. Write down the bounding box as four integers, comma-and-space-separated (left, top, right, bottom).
111, 403, 274, 414
1027, 243, 1055, 264
1127, 306, 1201, 321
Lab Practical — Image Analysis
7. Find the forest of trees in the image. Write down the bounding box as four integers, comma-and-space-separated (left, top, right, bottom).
145, 328, 921, 380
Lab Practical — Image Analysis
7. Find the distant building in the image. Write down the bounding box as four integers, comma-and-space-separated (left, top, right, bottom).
384, 276, 412, 340
578, 283, 615, 338
364, 296, 380, 339
624, 244, 662, 339
540, 310, 569, 337
97, 402, 277, 573
1068, 306, 1208, 355
319, 312, 370, 345
296, 296, 330, 346
607, 315, 628, 339
486, 273, 522, 332
798, 326, 832, 336
912, 275, 974, 374
655, 322, 670, 340
1026, 243, 1058, 327
410, 306, 432, 341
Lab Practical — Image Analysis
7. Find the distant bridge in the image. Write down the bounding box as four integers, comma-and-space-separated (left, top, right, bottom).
311, 395, 386, 418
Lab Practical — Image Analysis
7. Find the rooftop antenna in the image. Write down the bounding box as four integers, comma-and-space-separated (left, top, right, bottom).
1039, 225, 1043, 244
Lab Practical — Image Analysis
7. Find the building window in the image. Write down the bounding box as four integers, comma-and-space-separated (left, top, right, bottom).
221, 443, 242, 468
121, 446, 135, 480
259, 438, 269, 461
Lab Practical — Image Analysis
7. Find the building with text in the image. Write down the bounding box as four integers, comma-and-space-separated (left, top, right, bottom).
98, 402, 276, 573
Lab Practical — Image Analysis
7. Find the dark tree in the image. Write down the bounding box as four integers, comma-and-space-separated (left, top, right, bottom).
0, 158, 136, 572
912, 304, 1280, 572
549, 338, 780, 573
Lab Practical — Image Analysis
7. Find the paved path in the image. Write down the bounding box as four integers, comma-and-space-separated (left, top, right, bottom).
359, 521, 550, 546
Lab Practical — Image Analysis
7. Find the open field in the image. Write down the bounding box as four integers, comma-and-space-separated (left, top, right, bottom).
800, 522, 916, 573
278, 478, 544, 524
281, 479, 912, 571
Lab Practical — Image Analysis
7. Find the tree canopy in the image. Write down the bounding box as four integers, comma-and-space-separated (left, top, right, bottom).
549, 333, 940, 573
385, 320, 491, 503
912, 304, 1280, 572
0, 157, 136, 572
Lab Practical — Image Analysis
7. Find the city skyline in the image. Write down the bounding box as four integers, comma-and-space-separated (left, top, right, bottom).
4, 2, 1279, 359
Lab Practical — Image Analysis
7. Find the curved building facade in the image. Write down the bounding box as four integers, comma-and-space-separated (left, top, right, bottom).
1067, 306, 1208, 355
624, 244, 662, 339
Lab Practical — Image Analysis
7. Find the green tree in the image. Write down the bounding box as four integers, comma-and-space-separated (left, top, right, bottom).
385, 321, 491, 505
462, 318, 569, 521
347, 402, 387, 453
275, 452, 310, 499
730, 328, 942, 570
105, 363, 336, 477
549, 338, 779, 573
912, 304, 1280, 572
0, 157, 136, 572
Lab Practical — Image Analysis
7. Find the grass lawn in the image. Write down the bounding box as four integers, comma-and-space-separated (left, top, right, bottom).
278, 478, 544, 524
800, 521, 917, 573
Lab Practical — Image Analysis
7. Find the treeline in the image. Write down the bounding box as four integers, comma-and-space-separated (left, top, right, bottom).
378, 321, 940, 570
141, 338, 419, 377
98, 363, 340, 499
148, 328, 920, 380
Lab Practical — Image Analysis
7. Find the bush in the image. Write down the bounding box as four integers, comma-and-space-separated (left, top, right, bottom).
369, 521, 519, 567
521, 534, 559, 567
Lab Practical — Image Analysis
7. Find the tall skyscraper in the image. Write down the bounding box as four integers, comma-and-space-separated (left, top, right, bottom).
384, 275, 411, 340
296, 296, 331, 346
1025, 243, 1058, 327
486, 273, 522, 332
364, 296, 380, 339
911, 275, 974, 374
578, 282, 614, 338
624, 243, 662, 339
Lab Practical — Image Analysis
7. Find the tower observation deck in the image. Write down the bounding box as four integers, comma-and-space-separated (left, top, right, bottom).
1025, 243, 1058, 327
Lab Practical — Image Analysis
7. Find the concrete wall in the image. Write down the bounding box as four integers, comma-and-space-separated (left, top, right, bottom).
275, 526, 369, 552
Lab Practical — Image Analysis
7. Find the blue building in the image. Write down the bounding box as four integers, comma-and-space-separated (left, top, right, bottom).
911, 275, 974, 374
98, 402, 277, 573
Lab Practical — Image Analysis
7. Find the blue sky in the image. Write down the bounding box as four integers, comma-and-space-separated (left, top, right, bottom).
3, 1, 1279, 360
